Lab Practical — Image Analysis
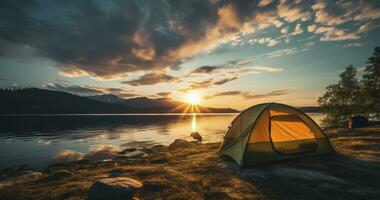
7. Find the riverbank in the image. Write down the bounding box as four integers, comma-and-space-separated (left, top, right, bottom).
1, 126, 379, 200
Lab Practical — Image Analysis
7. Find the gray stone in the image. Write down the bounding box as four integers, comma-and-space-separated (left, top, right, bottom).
168, 139, 192, 149
88, 177, 143, 200
125, 150, 147, 158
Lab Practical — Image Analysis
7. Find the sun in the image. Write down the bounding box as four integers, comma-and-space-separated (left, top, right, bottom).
186, 92, 201, 105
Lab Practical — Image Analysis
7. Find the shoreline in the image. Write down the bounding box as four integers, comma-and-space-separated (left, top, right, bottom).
1, 126, 379, 199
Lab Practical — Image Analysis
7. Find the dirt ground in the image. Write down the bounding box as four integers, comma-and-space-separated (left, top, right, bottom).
0, 126, 379, 200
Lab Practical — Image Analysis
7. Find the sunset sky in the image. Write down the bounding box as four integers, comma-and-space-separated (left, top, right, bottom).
1, 0, 380, 110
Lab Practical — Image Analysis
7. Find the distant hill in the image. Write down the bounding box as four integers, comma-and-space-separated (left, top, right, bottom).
87, 94, 126, 105
0, 88, 135, 114
0, 88, 238, 114
88, 94, 238, 113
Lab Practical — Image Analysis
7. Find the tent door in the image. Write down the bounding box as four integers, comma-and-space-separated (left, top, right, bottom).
269, 115, 318, 154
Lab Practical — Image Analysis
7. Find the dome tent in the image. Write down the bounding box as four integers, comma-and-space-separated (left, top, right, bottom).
218, 103, 335, 166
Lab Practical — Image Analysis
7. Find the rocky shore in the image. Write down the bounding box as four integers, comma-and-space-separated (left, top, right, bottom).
0, 127, 379, 200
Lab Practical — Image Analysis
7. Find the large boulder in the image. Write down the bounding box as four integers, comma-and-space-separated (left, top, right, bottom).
349, 115, 369, 128
168, 139, 192, 149
88, 177, 143, 200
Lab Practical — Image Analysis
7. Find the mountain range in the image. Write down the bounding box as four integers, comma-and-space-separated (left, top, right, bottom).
0, 88, 238, 114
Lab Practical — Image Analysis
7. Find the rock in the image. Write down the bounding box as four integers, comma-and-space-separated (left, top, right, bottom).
190, 131, 202, 141
118, 148, 137, 154
11, 171, 43, 183
168, 139, 192, 149
125, 150, 147, 158
141, 147, 154, 153
151, 144, 165, 152
88, 177, 143, 200
40, 170, 72, 182
349, 115, 369, 128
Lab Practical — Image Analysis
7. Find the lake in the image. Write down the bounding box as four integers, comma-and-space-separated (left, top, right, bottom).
0, 113, 324, 170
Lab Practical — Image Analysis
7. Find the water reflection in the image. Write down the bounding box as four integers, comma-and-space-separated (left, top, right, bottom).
192, 113, 197, 132
0, 114, 237, 169
0, 113, 324, 169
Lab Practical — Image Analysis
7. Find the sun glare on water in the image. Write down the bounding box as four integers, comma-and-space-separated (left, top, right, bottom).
186, 92, 201, 105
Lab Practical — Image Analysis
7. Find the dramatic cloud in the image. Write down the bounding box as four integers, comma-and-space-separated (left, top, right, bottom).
1, 0, 379, 80
122, 73, 181, 86
205, 90, 289, 99
0, 0, 282, 79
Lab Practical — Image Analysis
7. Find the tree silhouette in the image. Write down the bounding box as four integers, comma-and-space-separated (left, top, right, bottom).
362, 47, 380, 117
318, 65, 362, 127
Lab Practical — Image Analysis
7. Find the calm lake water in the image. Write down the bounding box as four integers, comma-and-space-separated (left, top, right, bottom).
0, 113, 323, 170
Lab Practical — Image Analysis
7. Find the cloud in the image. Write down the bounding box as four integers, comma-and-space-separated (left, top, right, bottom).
205, 91, 241, 99
155, 92, 171, 98
242, 90, 289, 99
179, 79, 214, 92
1, 0, 379, 80
278, 1, 310, 22
310, 0, 380, 41
258, 0, 273, 7
205, 89, 289, 99
252, 47, 308, 60
247, 37, 282, 47
214, 77, 238, 85
314, 26, 360, 41
190, 66, 219, 73
184, 59, 282, 90
0, 0, 292, 80
340, 43, 363, 48
122, 73, 181, 86
281, 27, 289, 34
307, 24, 317, 32
251, 66, 283, 72
291, 24, 303, 35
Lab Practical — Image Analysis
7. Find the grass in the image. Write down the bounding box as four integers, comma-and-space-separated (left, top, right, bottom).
0, 126, 379, 199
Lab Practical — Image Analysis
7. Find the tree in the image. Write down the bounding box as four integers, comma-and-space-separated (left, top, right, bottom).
318, 65, 362, 127
362, 47, 380, 117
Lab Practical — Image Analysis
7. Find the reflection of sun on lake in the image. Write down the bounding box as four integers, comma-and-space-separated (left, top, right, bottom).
192, 113, 197, 132
0, 113, 323, 169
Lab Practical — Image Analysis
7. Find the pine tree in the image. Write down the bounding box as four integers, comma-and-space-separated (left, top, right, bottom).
362, 47, 380, 117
